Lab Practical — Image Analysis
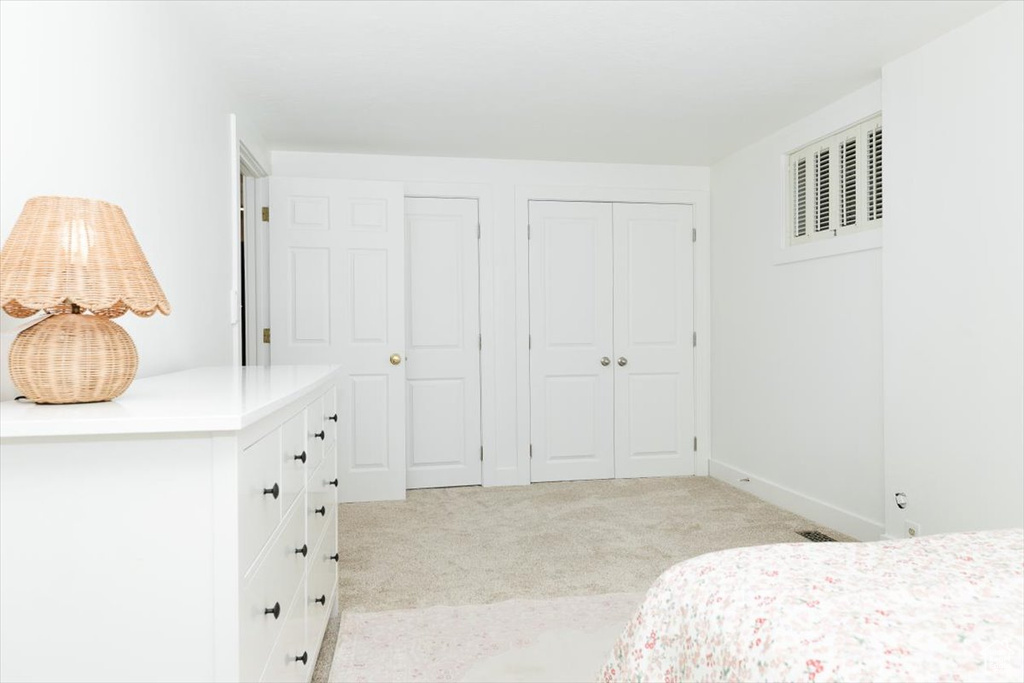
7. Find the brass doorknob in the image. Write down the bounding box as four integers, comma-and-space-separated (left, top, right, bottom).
389, 354, 402, 366
600, 357, 611, 366
617, 357, 628, 367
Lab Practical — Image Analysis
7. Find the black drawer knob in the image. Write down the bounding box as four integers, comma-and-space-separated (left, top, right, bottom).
329, 553, 339, 562
328, 478, 338, 487
295, 544, 308, 557
295, 652, 309, 665
263, 483, 280, 499
327, 414, 338, 422
314, 506, 326, 516
314, 594, 326, 605
294, 451, 306, 463
264, 602, 281, 619
314, 430, 325, 440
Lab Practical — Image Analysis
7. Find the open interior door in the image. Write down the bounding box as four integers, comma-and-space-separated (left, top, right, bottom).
270, 177, 406, 501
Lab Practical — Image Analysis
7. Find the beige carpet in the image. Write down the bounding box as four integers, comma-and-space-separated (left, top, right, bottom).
312, 476, 850, 682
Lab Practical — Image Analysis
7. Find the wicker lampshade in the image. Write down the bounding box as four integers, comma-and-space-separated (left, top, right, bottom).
0, 196, 170, 404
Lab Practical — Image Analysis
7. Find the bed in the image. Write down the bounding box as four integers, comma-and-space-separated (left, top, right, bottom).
601, 529, 1024, 682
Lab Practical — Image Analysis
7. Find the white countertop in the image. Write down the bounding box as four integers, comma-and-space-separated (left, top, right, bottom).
0, 365, 341, 438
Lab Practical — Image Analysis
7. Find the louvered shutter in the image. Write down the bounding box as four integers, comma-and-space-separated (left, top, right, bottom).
839, 136, 857, 227
792, 156, 808, 238
867, 124, 883, 221
814, 147, 831, 233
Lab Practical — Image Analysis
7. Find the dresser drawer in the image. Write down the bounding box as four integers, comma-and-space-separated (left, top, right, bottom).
305, 394, 326, 474
239, 428, 283, 573
260, 580, 310, 683
280, 412, 306, 515
306, 512, 338, 649
306, 454, 336, 549
310, 440, 339, 492
309, 440, 338, 488
322, 387, 338, 453
239, 505, 306, 682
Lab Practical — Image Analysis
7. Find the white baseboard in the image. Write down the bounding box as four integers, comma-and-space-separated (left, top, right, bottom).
709, 460, 885, 542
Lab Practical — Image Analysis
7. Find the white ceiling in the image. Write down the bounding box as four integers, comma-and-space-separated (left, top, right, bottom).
177, 0, 998, 165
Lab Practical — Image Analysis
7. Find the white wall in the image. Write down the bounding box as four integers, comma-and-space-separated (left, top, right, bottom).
271, 151, 709, 486
0, 1, 268, 400
709, 82, 885, 541
882, 1, 1024, 537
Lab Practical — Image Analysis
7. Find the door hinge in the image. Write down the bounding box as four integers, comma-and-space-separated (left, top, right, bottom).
477, 223, 481, 239
263, 328, 271, 344
261, 207, 269, 222
528, 334, 532, 350
529, 444, 533, 459
480, 445, 484, 462
693, 436, 697, 452
692, 227, 696, 243
692, 331, 697, 348
478, 333, 482, 350
527, 223, 531, 240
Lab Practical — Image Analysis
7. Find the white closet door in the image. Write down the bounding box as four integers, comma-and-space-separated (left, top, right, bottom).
269, 177, 406, 502
529, 201, 615, 482
405, 198, 482, 489
613, 203, 695, 478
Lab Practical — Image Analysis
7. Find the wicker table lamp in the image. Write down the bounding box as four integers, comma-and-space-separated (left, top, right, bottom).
0, 196, 170, 404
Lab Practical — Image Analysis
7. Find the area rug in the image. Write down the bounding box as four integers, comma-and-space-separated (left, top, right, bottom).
328, 592, 644, 683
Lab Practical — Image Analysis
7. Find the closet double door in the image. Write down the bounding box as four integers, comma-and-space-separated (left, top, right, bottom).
529, 201, 694, 482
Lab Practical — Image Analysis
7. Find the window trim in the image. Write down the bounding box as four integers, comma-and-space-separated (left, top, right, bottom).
774, 226, 881, 265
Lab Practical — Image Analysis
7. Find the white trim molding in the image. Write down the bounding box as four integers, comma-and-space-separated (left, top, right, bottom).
514, 185, 712, 486
774, 224, 881, 265
238, 140, 269, 179
710, 459, 885, 541
230, 116, 272, 368
228, 114, 241, 368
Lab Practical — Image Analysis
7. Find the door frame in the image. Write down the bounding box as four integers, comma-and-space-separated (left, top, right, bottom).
404, 183, 498, 488
515, 186, 711, 486
403, 195, 484, 489
228, 112, 270, 368
239, 146, 270, 368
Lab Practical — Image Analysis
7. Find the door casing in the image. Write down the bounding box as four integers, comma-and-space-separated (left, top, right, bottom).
405, 197, 483, 489
527, 200, 696, 482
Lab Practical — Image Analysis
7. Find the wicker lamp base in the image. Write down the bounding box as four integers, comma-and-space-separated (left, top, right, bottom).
9, 313, 138, 404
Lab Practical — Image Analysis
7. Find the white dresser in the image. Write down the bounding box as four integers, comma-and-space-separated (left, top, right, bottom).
0, 365, 341, 683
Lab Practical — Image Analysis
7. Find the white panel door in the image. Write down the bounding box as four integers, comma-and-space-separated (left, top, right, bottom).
529, 201, 615, 482
613, 203, 694, 478
269, 177, 406, 502
405, 198, 482, 489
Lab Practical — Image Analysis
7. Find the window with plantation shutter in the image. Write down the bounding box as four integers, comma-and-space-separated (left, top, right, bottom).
787, 114, 882, 246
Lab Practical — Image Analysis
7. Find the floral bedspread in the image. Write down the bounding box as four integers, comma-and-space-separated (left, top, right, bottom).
601, 529, 1024, 682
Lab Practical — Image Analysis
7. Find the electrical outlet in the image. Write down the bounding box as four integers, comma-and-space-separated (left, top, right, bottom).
904, 520, 921, 538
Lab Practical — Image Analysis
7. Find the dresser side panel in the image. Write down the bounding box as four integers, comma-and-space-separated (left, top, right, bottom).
0, 435, 220, 683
